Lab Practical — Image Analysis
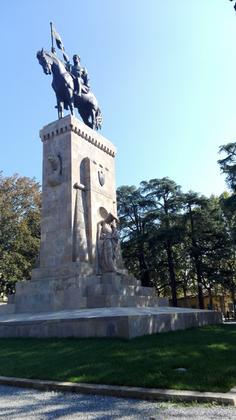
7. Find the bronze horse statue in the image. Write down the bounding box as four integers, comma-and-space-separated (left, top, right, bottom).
36, 49, 102, 130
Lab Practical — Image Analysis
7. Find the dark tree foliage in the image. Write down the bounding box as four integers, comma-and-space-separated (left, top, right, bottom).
117, 178, 185, 306
183, 192, 208, 309
217, 142, 236, 315
117, 185, 154, 287
218, 143, 236, 193
117, 175, 236, 313
140, 178, 184, 307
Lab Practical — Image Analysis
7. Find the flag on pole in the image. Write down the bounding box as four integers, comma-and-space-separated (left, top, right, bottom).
51, 23, 69, 62
51, 24, 64, 50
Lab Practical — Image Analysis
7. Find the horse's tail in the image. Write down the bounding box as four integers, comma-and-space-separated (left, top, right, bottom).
95, 107, 103, 130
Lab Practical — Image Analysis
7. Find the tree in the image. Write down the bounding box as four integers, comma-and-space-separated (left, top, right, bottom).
217, 142, 236, 315
0, 172, 41, 295
183, 193, 232, 309
117, 185, 154, 286
140, 178, 184, 306
183, 192, 209, 308
218, 193, 236, 316
218, 142, 236, 192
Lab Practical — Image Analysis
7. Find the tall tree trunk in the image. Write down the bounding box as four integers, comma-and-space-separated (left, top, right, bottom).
138, 247, 151, 287
183, 283, 188, 306
189, 206, 204, 309
208, 287, 213, 309
166, 240, 178, 307
231, 289, 236, 318
194, 256, 204, 309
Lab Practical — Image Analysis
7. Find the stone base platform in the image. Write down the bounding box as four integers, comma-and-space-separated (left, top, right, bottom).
12, 271, 169, 313
0, 306, 222, 339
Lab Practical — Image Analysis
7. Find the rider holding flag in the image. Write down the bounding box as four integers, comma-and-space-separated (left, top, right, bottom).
50, 23, 90, 97
66, 54, 90, 97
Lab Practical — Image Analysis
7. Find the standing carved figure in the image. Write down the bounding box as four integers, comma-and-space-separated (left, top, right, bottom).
97, 213, 119, 273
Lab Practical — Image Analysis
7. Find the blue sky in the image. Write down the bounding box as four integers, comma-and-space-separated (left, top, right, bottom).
0, 0, 235, 196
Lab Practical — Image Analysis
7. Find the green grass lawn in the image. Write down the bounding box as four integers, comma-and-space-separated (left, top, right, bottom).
0, 325, 235, 393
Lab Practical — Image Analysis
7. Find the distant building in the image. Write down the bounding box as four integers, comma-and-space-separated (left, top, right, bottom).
177, 294, 235, 318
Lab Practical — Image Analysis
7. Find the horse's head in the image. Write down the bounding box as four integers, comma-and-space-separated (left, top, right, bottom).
36, 49, 52, 75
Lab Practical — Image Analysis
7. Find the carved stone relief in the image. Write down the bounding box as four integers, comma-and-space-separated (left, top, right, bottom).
47, 153, 62, 186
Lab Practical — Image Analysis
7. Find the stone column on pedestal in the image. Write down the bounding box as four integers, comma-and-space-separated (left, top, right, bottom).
32, 114, 117, 280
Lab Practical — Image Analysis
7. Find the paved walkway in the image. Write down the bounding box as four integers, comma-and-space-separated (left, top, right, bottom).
0, 384, 235, 419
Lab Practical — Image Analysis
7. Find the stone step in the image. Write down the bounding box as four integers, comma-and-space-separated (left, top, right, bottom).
12, 273, 169, 314
86, 295, 166, 309
137, 287, 156, 297
0, 307, 222, 339
83, 284, 156, 298
14, 293, 88, 313
13, 286, 169, 313
31, 262, 94, 281
99, 274, 141, 287
0, 304, 15, 315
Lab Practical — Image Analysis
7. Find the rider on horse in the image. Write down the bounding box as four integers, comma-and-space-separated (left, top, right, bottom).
66, 54, 90, 97
37, 45, 102, 129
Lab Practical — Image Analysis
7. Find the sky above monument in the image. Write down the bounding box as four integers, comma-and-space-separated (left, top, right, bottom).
0, 0, 235, 197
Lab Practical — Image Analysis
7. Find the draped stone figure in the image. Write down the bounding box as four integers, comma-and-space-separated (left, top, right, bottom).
97, 213, 119, 273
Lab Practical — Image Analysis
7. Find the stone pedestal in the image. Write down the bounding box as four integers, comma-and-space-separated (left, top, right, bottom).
0, 115, 222, 337
37, 114, 117, 272
11, 115, 167, 313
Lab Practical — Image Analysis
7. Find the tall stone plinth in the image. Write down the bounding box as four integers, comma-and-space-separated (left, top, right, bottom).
34, 114, 117, 276
0, 115, 222, 335
11, 116, 169, 313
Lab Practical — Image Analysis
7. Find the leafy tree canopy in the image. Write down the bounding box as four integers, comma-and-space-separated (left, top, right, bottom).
0, 172, 41, 295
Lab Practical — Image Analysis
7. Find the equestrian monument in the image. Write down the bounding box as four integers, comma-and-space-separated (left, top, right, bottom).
0, 24, 221, 338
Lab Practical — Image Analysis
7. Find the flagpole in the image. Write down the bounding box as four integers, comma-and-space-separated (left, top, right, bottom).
50, 22, 55, 53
